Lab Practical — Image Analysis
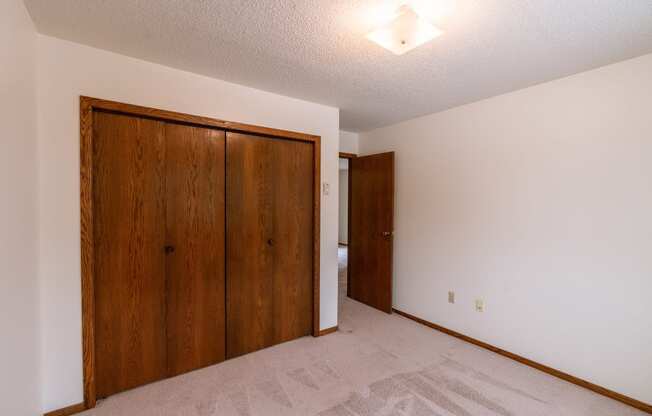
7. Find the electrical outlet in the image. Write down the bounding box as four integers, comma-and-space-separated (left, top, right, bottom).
448, 291, 455, 304
322, 182, 330, 196
475, 299, 485, 312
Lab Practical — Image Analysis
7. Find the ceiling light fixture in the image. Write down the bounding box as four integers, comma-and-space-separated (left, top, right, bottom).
365, 4, 443, 55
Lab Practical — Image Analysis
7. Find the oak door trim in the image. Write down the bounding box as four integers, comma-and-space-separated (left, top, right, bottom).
79, 97, 96, 409
313, 135, 322, 338
393, 308, 652, 414
80, 96, 320, 143
338, 152, 357, 159
80, 96, 322, 409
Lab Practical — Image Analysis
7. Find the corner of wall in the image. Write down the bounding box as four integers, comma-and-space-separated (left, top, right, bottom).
339, 130, 359, 154
0, 1, 41, 415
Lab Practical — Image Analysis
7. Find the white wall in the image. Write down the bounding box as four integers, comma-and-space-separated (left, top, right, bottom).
36, 35, 340, 412
339, 130, 359, 154
360, 54, 652, 404
338, 167, 349, 244
338, 131, 357, 244
0, 1, 40, 415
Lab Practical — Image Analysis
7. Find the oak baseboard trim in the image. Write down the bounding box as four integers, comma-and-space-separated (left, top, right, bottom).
392, 308, 652, 414
44, 402, 86, 416
319, 326, 338, 336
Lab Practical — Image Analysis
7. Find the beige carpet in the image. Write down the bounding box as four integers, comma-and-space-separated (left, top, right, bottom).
80, 247, 645, 415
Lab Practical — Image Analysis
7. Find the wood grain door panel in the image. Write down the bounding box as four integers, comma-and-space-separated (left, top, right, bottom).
164, 123, 226, 377
349, 152, 395, 313
226, 132, 313, 358
82, 97, 322, 407
93, 111, 167, 398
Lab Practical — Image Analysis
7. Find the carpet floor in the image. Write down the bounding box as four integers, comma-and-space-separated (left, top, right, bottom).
79, 247, 645, 415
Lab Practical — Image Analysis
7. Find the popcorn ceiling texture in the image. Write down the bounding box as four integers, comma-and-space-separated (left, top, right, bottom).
23, 0, 652, 131
74, 250, 646, 416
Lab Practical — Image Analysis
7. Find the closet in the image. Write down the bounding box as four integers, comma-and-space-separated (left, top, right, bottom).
83, 98, 318, 404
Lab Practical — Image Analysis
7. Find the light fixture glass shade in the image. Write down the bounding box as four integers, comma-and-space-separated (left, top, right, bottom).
366, 5, 443, 55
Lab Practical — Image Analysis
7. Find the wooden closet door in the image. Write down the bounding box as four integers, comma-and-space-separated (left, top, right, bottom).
164, 123, 226, 376
93, 111, 167, 398
226, 132, 313, 358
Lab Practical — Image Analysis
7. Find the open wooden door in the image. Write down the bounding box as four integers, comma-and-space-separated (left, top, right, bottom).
348, 152, 394, 313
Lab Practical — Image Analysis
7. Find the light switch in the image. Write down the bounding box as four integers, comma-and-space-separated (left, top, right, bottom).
323, 182, 330, 196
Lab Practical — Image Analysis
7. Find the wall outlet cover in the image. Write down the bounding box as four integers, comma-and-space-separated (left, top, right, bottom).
475, 299, 485, 312
448, 291, 455, 304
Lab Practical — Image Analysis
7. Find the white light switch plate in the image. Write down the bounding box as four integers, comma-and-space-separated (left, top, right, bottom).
323, 182, 330, 195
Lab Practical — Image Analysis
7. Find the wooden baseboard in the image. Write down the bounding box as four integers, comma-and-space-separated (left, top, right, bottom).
44, 402, 86, 416
319, 326, 338, 336
392, 308, 652, 414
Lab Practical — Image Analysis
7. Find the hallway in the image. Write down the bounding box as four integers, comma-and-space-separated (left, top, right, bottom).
338, 245, 348, 310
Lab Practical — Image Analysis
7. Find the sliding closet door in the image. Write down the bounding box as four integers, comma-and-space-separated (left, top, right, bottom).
226, 132, 313, 358
93, 111, 167, 398
164, 124, 226, 376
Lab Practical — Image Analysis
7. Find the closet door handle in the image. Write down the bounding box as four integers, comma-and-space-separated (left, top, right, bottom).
164, 245, 175, 254
267, 239, 275, 247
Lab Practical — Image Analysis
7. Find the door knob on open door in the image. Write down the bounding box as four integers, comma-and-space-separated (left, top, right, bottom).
382, 231, 393, 237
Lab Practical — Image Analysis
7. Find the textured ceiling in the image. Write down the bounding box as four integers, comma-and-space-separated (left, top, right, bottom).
24, 0, 652, 132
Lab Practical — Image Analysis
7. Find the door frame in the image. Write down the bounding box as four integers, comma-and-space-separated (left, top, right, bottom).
338, 152, 356, 297
80, 96, 322, 409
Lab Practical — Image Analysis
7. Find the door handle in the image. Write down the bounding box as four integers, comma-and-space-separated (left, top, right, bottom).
382, 231, 393, 237
164, 245, 175, 254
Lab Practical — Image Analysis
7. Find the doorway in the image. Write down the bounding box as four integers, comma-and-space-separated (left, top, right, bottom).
338, 152, 394, 313
339, 151, 395, 314
338, 153, 354, 309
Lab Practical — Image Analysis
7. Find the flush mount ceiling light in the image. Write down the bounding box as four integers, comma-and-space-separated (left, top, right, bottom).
366, 4, 443, 55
